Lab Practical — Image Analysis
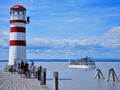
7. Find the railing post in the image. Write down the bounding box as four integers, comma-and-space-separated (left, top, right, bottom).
37, 66, 42, 81
41, 68, 46, 85
33, 66, 36, 78
53, 72, 58, 90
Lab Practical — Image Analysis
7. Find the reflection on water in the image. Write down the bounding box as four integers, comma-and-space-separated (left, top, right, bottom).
0, 62, 120, 90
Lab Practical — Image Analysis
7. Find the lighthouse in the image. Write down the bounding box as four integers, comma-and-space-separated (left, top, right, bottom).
8, 5, 30, 65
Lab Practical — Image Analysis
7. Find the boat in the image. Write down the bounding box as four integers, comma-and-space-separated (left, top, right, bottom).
68, 56, 95, 69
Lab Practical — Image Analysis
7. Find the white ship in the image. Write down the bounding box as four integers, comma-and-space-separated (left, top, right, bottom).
68, 56, 95, 69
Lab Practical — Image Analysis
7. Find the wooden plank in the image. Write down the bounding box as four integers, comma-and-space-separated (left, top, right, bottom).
0, 72, 50, 90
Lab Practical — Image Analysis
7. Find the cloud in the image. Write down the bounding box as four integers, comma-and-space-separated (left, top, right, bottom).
102, 26, 120, 48
0, 30, 9, 59
104, 26, 120, 39
26, 37, 102, 58
26, 26, 120, 58
0, 30, 9, 47
1, 26, 120, 59
27, 49, 97, 59
27, 37, 99, 49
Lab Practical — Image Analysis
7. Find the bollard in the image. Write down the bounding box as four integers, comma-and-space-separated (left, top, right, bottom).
93, 69, 105, 79
106, 68, 119, 82
41, 68, 46, 85
35, 71, 38, 78
33, 66, 36, 78
53, 72, 58, 90
37, 66, 42, 81
37, 67, 40, 80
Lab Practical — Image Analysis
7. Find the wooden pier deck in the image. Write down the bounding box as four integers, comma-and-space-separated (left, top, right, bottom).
0, 72, 50, 90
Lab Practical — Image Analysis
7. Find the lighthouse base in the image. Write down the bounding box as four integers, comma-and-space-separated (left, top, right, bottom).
8, 46, 26, 65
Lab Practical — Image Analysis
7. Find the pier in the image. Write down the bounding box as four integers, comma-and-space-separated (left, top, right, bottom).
0, 72, 50, 90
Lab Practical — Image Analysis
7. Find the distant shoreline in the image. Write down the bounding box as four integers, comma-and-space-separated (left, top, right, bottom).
0, 59, 120, 62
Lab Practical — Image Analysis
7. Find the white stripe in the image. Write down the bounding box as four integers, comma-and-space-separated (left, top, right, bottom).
10, 22, 26, 27
11, 15, 26, 20
10, 32, 26, 40
9, 46, 26, 65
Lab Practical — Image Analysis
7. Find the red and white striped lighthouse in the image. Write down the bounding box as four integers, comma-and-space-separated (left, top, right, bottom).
9, 5, 29, 65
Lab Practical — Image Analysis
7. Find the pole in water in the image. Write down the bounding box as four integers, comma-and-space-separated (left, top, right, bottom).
37, 66, 42, 81
106, 68, 119, 82
41, 68, 46, 85
93, 69, 105, 79
53, 72, 58, 90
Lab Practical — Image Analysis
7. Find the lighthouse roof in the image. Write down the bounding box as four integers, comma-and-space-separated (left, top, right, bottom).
10, 5, 26, 10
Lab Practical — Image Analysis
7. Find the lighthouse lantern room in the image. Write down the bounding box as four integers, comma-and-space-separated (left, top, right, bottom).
10, 5, 26, 20
9, 5, 29, 65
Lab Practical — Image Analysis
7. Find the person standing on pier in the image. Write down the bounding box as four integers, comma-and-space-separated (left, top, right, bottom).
30, 60, 34, 73
30, 60, 35, 77
24, 62, 29, 72
11, 61, 17, 74
18, 62, 21, 74
20, 60, 24, 73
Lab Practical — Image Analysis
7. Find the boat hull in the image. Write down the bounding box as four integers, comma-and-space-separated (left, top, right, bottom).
68, 65, 95, 69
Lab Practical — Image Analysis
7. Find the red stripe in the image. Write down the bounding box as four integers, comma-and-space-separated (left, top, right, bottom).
10, 40, 26, 46
10, 20, 26, 23
10, 27, 26, 33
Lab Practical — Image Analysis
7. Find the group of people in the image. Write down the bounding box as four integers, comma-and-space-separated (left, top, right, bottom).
12, 60, 35, 74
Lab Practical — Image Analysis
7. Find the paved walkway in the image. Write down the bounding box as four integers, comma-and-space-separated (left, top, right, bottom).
0, 72, 50, 90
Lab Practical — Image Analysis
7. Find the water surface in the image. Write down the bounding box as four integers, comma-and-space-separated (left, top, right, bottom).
0, 61, 120, 90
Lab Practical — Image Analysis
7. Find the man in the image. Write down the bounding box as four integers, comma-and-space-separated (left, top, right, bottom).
30, 60, 34, 73
24, 62, 29, 72
20, 60, 24, 73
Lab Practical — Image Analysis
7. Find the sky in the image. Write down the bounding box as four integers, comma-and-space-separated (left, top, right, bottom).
0, 0, 120, 60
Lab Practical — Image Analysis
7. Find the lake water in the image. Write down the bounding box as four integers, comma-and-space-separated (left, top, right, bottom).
0, 61, 120, 90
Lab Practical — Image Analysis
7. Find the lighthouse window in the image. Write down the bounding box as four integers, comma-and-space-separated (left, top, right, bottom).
19, 10, 23, 14
14, 9, 18, 15
10, 10, 13, 14
14, 9, 17, 11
